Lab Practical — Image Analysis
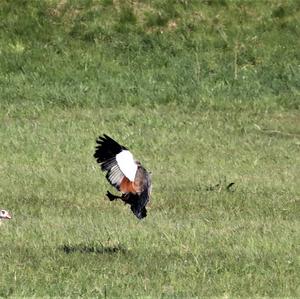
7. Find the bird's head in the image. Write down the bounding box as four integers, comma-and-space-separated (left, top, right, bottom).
0, 209, 12, 220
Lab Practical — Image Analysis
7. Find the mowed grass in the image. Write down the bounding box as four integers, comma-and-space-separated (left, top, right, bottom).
0, 0, 300, 297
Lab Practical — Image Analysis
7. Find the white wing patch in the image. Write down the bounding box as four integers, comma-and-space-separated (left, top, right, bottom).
116, 150, 137, 182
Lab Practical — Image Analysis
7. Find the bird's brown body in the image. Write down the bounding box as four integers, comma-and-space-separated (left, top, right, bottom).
120, 176, 137, 194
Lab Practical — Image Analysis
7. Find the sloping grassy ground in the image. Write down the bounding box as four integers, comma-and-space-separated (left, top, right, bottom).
0, 0, 299, 297
1, 0, 299, 110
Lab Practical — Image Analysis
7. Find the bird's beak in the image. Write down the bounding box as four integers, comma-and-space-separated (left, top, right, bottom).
6, 213, 12, 219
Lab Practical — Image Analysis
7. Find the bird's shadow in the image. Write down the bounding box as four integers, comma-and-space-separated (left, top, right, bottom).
59, 243, 127, 255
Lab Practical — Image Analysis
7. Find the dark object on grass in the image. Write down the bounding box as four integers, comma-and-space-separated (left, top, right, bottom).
94, 134, 152, 219
61, 243, 127, 255
226, 182, 235, 191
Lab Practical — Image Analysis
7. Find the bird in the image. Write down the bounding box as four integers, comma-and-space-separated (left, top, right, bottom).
0, 209, 12, 225
94, 134, 152, 219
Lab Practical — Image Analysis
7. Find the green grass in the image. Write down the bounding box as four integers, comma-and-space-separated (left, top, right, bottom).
0, 0, 299, 297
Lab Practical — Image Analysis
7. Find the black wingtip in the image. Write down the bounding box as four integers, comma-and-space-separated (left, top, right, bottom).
95, 134, 109, 144
94, 134, 126, 163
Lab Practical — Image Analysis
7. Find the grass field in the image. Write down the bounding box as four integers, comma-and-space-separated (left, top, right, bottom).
0, 0, 299, 297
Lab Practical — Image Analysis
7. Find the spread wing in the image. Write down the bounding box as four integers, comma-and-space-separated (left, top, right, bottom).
94, 134, 138, 191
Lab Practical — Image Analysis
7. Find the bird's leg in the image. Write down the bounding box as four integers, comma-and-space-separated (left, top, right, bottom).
106, 191, 122, 201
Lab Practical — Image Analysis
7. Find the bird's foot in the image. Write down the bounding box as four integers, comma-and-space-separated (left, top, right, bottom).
106, 191, 120, 201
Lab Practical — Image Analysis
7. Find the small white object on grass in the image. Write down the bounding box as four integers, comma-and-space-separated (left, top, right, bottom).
0, 209, 12, 225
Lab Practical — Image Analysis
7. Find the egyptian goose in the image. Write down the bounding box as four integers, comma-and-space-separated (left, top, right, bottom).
0, 209, 12, 225
94, 134, 152, 219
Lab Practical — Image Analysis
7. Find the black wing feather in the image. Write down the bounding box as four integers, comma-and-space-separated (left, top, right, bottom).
94, 134, 127, 167
94, 134, 128, 189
